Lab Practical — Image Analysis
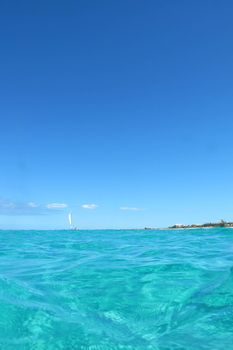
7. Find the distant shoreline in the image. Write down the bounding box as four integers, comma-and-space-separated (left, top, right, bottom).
145, 220, 233, 230
1, 225, 233, 231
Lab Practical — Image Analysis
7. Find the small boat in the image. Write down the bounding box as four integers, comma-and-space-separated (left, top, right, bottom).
68, 212, 78, 230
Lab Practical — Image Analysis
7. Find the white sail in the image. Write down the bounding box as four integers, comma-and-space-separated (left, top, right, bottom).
68, 213, 72, 228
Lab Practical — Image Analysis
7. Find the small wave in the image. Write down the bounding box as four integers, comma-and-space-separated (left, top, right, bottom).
0, 229, 233, 349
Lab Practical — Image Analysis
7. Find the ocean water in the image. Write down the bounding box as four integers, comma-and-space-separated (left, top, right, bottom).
0, 229, 233, 350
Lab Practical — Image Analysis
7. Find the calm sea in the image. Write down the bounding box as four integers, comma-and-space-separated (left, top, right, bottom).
0, 228, 233, 349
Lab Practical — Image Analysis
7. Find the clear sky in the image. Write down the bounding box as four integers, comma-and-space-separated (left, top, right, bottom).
1, 0, 233, 229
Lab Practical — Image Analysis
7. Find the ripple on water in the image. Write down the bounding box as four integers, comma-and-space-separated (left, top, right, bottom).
0, 228, 233, 349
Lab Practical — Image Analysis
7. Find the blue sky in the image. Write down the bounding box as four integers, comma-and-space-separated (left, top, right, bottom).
1, 0, 233, 229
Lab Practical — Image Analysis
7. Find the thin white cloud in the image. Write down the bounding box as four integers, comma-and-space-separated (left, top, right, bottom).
0, 198, 43, 215
81, 204, 98, 209
2, 201, 16, 209
120, 206, 144, 211
27, 202, 38, 208
0, 198, 69, 215
46, 203, 68, 209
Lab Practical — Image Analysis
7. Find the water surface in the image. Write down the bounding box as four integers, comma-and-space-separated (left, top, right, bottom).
0, 228, 233, 349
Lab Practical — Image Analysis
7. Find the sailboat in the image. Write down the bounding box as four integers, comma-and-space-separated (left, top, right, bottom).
68, 212, 77, 230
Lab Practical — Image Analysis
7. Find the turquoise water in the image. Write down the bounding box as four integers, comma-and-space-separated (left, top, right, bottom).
0, 229, 233, 349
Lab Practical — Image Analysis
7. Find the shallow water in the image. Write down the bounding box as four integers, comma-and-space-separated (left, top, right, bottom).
0, 228, 233, 349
